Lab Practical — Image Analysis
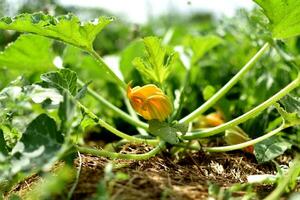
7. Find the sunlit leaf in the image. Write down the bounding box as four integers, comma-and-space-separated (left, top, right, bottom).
254, 0, 300, 39
119, 40, 145, 81
62, 46, 110, 83
0, 34, 54, 70
132, 37, 177, 84
0, 12, 113, 50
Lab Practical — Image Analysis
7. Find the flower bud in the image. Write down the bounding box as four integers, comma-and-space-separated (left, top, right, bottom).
224, 127, 254, 154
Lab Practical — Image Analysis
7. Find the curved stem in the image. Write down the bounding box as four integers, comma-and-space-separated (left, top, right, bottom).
204, 124, 285, 152
88, 49, 127, 89
264, 154, 300, 200
77, 79, 148, 130
76, 141, 165, 160
179, 43, 270, 124
77, 101, 158, 146
182, 76, 300, 140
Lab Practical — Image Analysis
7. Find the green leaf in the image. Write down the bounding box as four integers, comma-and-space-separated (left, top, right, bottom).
254, 0, 300, 39
0, 13, 113, 50
0, 129, 8, 156
254, 136, 292, 163
148, 120, 187, 144
62, 46, 110, 83
172, 122, 189, 135
17, 114, 63, 169
274, 95, 300, 126
119, 40, 145, 81
184, 35, 222, 65
132, 37, 177, 84
41, 68, 77, 96
0, 34, 54, 70
280, 95, 300, 115
202, 85, 216, 101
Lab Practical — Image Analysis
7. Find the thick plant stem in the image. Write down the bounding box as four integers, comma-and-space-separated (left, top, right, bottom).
183, 76, 300, 139
204, 124, 285, 152
179, 43, 270, 124
77, 141, 165, 160
88, 49, 127, 89
77, 79, 148, 130
77, 101, 158, 146
264, 155, 300, 200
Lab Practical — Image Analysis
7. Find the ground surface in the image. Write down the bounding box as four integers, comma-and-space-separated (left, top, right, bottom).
9, 143, 300, 200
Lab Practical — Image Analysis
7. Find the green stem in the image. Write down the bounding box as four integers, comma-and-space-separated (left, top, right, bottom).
67, 151, 82, 200
77, 79, 148, 130
183, 76, 300, 139
77, 101, 158, 146
204, 124, 285, 152
88, 49, 127, 89
264, 154, 300, 200
76, 141, 165, 160
179, 43, 270, 124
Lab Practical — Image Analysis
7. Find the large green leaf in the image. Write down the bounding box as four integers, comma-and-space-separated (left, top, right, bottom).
0, 13, 113, 50
41, 68, 77, 96
62, 45, 110, 83
254, 0, 300, 39
0, 34, 54, 70
20, 114, 63, 151
254, 136, 292, 163
119, 40, 145, 81
13, 114, 63, 171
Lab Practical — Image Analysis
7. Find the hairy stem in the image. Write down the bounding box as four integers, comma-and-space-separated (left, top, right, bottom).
179, 43, 270, 124
76, 141, 165, 160
183, 76, 300, 139
77, 79, 148, 130
77, 101, 158, 146
204, 124, 285, 152
88, 49, 127, 89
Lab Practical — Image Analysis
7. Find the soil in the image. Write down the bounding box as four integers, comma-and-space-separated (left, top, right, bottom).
7, 143, 299, 200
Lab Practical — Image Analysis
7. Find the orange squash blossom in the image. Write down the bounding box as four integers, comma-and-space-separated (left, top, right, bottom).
127, 84, 173, 122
